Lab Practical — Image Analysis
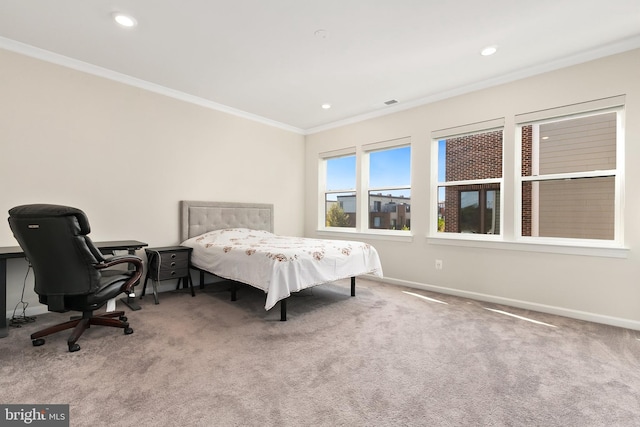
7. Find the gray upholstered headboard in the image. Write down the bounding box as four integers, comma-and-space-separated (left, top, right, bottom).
180, 201, 274, 242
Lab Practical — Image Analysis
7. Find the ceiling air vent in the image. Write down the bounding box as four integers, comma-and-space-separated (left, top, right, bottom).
384, 99, 398, 106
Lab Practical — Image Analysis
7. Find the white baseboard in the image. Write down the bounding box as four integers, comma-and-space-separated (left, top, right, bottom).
5, 304, 49, 321
9, 275, 640, 332
4, 278, 199, 322
364, 274, 640, 331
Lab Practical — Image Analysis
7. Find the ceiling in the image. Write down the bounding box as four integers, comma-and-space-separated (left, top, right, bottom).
1, 1, 639, 134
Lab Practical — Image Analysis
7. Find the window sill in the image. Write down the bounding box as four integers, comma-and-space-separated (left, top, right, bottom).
426, 234, 629, 258
316, 228, 413, 243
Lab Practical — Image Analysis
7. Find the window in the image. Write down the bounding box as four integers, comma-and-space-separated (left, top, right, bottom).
459, 189, 500, 234
323, 153, 356, 228
367, 145, 411, 230
518, 107, 622, 242
430, 98, 625, 254
434, 123, 504, 235
320, 138, 411, 234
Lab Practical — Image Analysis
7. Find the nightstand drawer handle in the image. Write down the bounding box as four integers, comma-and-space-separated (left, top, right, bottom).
171, 271, 176, 276
170, 262, 176, 267
171, 254, 177, 259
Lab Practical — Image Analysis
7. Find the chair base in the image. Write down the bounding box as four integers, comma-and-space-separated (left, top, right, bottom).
30, 310, 132, 352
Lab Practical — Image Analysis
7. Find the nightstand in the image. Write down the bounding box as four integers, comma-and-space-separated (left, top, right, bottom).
141, 246, 195, 304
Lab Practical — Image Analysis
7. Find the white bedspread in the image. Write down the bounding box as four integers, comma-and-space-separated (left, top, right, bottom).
181, 228, 383, 310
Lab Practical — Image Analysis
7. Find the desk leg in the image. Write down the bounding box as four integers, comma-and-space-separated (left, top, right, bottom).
119, 293, 141, 310
118, 249, 141, 311
120, 295, 142, 311
0, 259, 8, 338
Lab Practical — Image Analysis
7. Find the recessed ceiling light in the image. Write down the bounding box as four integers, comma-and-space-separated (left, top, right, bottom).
321, 104, 331, 110
481, 46, 497, 56
112, 12, 137, 28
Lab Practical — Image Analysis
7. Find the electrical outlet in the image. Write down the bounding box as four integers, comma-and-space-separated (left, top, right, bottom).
435, 259, 443, 270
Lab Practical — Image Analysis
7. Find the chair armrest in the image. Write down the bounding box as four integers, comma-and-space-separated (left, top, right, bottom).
96, 255, 144, 293
97, 255, 143, 269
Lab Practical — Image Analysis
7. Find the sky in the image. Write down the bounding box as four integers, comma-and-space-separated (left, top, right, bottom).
438, 140, 446, 182
438, 140, 446, 202
326, 146, 411, 191
325, 144, 451, 202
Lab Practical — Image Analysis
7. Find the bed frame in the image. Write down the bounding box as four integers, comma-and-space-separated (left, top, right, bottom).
180, 200, 356, 321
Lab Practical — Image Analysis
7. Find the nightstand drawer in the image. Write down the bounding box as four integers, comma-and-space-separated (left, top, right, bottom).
156, 266, 189, 281
156, 251, 189, 265
149, 251, 189, 280
148, 251, 188, 269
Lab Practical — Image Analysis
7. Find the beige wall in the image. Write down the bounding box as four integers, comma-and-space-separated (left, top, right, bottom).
3, 45, 640, 329
305, 48, 640, 329
1, 48, 305, 314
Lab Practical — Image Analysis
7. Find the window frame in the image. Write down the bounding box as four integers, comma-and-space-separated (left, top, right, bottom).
319, 138, 412, 238
427, 97, 627, 258
430, 119, 505, 240
365, 141, 412, 232
319, 148, 357, 231
515, 101, 625, 247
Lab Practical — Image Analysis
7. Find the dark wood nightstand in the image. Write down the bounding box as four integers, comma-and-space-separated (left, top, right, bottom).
141, 246, 195, 304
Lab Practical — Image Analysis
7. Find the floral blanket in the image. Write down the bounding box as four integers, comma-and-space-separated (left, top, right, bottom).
181, 228, 383, 310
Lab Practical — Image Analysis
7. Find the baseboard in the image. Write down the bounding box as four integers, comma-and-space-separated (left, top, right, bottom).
4, 278, 202, 322
5, 304, 49, 325
9, 276, 640, 332
364, 274, 640, 331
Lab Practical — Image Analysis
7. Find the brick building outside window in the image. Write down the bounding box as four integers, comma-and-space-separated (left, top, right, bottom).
441, 129, 503, 234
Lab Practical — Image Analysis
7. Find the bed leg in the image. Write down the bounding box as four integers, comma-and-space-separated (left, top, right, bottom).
351, 276, 356, 297
199, 270, 205, 289
280, 299, 287, 321
230, 283, 237, 301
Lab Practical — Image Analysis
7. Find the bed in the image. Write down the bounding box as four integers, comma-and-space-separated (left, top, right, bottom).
179, 201, 383, 320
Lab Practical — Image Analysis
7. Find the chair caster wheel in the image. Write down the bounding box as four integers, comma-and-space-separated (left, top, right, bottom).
68, 343, 81, 352
124, 327, 134, 335
32, 338, 45, 347
119, 316, 128, 322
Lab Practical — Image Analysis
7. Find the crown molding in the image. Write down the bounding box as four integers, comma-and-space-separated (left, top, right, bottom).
305, 35, 640, 135
0, 37, 305, 135
2, 34, 639, 137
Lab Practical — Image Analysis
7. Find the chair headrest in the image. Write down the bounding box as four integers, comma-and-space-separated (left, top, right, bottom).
8, 204, 91, 235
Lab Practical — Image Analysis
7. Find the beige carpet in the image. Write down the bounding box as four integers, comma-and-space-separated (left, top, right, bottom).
1, 279, 640, 426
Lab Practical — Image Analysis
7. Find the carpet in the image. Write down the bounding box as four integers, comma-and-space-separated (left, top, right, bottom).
1, 279, 639, 426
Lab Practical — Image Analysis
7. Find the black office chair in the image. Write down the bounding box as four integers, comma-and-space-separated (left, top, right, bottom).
7, 204, 143, 352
